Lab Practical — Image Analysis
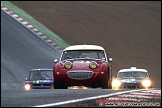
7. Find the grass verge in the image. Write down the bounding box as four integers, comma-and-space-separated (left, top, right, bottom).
1, 1, 70, 49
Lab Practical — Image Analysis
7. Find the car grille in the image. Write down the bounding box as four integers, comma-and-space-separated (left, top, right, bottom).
122, 84, 141, 89
67, 70, 94, 80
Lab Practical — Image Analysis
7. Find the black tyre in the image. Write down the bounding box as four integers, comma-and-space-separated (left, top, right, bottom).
54, 82, 67, 89
101, 81, 109, 89
54, 82, 60, 89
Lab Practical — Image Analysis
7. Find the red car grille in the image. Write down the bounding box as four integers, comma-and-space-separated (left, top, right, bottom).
67, 70, 94, 79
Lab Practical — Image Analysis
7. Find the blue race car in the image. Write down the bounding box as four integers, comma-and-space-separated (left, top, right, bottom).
24, 68, 54, 90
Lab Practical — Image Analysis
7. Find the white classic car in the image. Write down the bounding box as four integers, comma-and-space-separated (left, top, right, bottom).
112, 67, 152, 90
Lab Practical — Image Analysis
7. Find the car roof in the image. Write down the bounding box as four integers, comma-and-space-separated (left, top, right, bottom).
30, 68, 53, 71
63, 44, 105, 51
118, 67, 148, 73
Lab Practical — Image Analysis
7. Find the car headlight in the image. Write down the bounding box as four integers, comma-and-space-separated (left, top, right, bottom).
89, 61, 97, 69
112, 79, 121, 88
142, 80, 151, 88
64, 61, 72, 69
24, 84, 31, 90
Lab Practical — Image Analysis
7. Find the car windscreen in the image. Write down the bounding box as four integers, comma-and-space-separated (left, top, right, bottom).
61, 50, 106, 61
117, 71, 148, 78
29, 70, 53, 80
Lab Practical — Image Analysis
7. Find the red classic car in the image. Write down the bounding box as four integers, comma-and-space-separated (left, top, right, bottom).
53, 45, 112, 89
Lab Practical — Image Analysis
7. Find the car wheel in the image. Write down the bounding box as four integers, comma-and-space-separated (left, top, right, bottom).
54, 82, 67, 89
54, 82, 60, 89
61, 84, 68, 89
102, 81, 109, 89
102, 85, 108, 89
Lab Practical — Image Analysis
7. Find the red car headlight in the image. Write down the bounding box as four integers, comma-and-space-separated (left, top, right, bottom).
89, 61, 97, 69
64, 61, 72, 69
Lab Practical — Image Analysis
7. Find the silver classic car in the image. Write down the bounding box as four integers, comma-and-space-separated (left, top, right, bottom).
112, 67, 152, 90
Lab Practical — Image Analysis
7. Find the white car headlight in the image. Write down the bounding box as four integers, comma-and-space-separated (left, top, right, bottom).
25, 84, 31, 90
142, 80, 151, 88
64, 61, 72, 69
112, 79, 121, 88
89, 61, 97, 69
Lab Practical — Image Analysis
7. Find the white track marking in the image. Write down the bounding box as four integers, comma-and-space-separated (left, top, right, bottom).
32, 89, 144, 107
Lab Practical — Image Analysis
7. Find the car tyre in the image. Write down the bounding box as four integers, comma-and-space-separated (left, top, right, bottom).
54, 82, 67, 89
101, 81, 109, 89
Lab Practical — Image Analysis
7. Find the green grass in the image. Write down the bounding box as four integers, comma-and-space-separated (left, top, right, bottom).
1, 1, 70, 49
